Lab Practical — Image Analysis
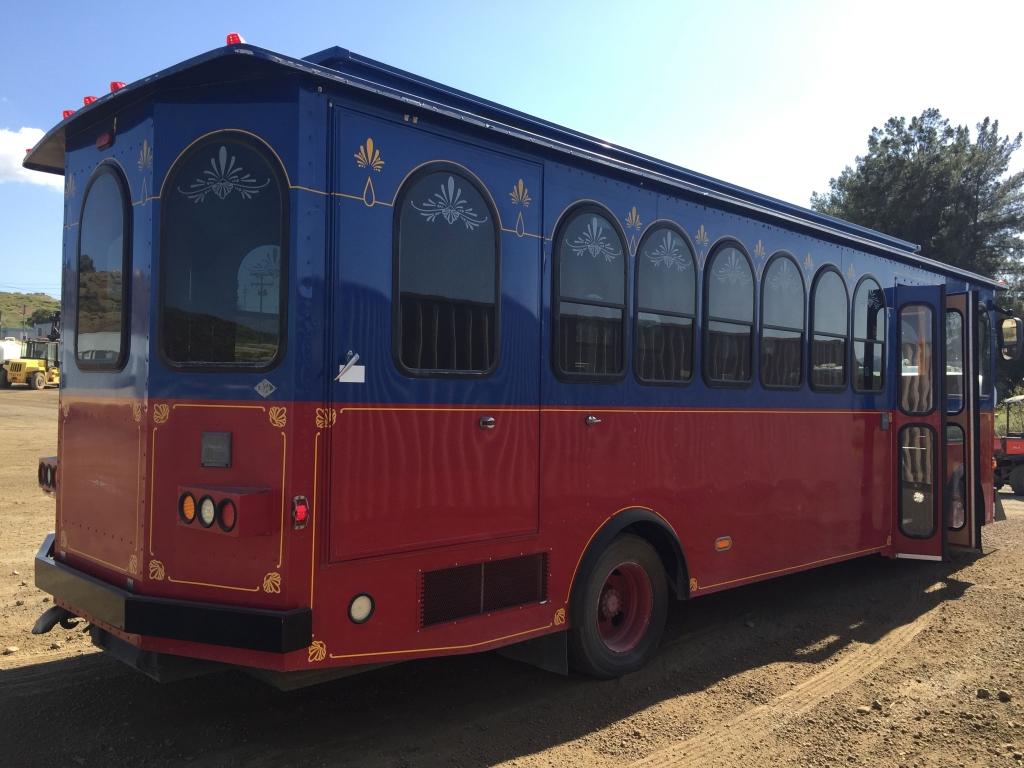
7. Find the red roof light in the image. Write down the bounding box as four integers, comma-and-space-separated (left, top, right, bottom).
62, 109, 75, 120
110, 81, 126, 92
83, 96, 97, 105
225, 32, 245, 45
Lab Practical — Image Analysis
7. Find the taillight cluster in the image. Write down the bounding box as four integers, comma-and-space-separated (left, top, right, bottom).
179, 491, 236, 533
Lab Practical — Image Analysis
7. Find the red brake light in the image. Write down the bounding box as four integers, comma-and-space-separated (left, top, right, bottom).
217, 499, 237, 532
83, 96, 97, 105
225, 32, 245, 45
292, 496, 310, 529
109, 81, 126, 92
62, 109, 75, 120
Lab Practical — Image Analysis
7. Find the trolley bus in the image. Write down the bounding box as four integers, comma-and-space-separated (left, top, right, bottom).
27, 36, 1023, 682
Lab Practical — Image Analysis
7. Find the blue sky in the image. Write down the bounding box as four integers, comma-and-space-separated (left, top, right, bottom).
1, 0, 1022, 298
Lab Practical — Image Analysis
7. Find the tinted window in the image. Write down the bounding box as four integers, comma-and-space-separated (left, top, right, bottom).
636, 226, 695, 383
704, 245, 753, 385
810, 269, 848, 389
760, 255, 804, 388
556, 209, 626, 377
978, 306, 992, 398
161, 136, 285, 367
852, 279, 885, 393
946, 310, 964, 414
900, 304, 934, 415
396, 170, 497, 373
77, 167, 130, 368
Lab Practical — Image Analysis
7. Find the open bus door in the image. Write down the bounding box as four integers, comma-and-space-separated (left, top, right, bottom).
945, 293, 980, 550
891, 284, 945, 560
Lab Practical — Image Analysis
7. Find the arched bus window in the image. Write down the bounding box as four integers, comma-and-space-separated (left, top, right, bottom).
635, 224, 695, 383
554, 205, 627, 379
759, 253, 804, 388
161, 133, 287, 368
703, 243, 753, 386
395, 166, 499, 374
809, 267, 848, 390
76, 164, 131, 369
852, 277, 886, 393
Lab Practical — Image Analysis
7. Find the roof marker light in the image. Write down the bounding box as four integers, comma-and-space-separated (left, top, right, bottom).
225, 32, 245, 45
83, 96, 97, 105
62, 109, 75, 120
109, 81, 126, 92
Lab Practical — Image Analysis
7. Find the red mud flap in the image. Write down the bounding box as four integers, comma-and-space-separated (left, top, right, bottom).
34, 534, 311, 653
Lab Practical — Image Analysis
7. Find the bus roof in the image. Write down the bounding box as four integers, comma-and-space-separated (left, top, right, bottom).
25, 41, 1005, 291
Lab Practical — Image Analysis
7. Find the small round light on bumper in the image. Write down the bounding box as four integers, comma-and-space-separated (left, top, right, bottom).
217, 499, 237, 532
179, 492, 197, 524
198, 496, 216, 528
349, 594, 374, 624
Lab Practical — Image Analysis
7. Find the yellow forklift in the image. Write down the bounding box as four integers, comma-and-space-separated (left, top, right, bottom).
0, 313, 60, 390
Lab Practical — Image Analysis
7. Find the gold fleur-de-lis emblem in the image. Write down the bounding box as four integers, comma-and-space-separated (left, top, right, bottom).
152, 403, 170, 424
509, 179, 531, 207
847, 264, 855, 279
148, 560, 166, 581
689, 577, 698, 593
138, 139, 153, 171
625, 206, 642, 230
128, 554, 139, 575
64, 175, 76, 201
804, 253, 814, 271
262, 572, 282, 594
754, 240, 766, 258
131, 402, 143, 423
695, 225, 709, 246
553, 608, 566, 626
268, 406, 287, 428
308, 640, 327, 663
315, 408, 337, 429
354, 138, 384, 171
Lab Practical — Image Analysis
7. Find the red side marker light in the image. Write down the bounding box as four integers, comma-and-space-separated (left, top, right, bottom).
83, 96, 97, 105
292, 495, 310, 529
96, 131, 114, 150
109, 81, 126, 92
62, 109, 75, 120
225, 32, 245, 45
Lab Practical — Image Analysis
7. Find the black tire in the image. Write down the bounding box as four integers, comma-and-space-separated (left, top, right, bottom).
0, 369, 8, 388
31, 371, 45, 390
1009, 465, 1024, 496
568, 534, 668, 678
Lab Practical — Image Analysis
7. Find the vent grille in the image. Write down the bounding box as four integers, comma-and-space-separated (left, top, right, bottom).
420, 553, 548, 627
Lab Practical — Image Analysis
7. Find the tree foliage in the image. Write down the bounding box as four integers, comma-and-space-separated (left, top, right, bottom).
811, 108, 1024, 279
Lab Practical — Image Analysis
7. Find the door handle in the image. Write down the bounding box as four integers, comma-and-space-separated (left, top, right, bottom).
479, 416, 496, 430
585, 415, 602, 427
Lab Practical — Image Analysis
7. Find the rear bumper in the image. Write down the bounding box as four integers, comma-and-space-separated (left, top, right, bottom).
34, 534, 311, 653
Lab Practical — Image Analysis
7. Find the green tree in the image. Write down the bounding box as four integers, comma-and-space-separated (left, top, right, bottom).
27, 308, 55, 327
811, 108, 1024, 278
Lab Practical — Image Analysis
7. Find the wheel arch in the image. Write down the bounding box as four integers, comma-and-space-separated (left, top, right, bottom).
569, 508, 690, 605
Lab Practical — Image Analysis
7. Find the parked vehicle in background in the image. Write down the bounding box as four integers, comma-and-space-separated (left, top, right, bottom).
994, 394, 1024, 493
1, 314, 61, 390
0, 337, 22, 363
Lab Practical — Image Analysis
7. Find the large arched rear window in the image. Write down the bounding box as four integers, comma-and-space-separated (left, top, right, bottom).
703, 244, 754, 385
161, 133, 287, 368
760, 254, 804, 388
77, 164, 131, 369
394, 166, 499, 374
635, 224, 695, 383
810, 267, 849, 390
554, 206, 627, 378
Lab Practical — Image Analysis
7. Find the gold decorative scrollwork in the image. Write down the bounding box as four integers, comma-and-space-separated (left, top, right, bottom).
308, 640, 327, 663
131, 403, 143, 423
262, 571, 282, 594
152, 403, 170, 424
138, 139, 153, 171
128, 554, 139, 576
754, 239, 766, 258
354, 138, 384, 171
509, 179, 531, 207
689, 577, 699, 593
695, 224, 710, 247
315, 408, 337, 429
148, 559, 166, 581
553, 608, 566, 626
269, 406, 287, 428
625, 206, 642, 230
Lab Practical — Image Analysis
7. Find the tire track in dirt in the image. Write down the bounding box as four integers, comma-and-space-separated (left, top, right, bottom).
629, 592, 936, 767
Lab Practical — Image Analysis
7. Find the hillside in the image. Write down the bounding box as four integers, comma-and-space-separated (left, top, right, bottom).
0, 292, 60, 327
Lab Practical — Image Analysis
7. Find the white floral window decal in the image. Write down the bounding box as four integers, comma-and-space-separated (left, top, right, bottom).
566, 216, 621, 263
713, 249, 752, 285
178, 145, 270, 203
765, 255, 801, 294
411, 175, 488, 230
644, 230, 690, 271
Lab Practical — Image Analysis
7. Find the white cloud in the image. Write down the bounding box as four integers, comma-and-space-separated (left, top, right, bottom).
0, 127, 63, 191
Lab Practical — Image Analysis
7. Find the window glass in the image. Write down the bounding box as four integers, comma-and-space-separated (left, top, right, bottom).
636, 226, 695, 383
396, 170, 497, 373
946, 310, 964, 414
704, 246, 753, 385
899, 425, 936, 538
852, 279, 885, 393
900, 304, 934, 415
945, 423, 967, 531
162, 136, 285, 366
978, 307, 992, 397
760, 256, 804, 388
810, 269, 848, 389
77, 167, 129, 368
556, 209, 626, 377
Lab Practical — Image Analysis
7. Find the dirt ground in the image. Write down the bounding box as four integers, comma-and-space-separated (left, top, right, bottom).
2, 387, 1024, 768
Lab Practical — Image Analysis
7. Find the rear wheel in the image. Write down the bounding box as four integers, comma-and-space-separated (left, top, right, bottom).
1009, 465, 1024, 496
31, 371, 45, 390
0, 369, 8, 388
568, 534, 667, 678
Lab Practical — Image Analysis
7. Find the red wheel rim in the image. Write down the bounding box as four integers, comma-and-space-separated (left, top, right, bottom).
596, 561, 653, 653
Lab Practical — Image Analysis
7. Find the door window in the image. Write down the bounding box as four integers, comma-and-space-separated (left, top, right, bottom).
899, 304, 934, 415
899, 425, 936, 538
946, 310, 964, 414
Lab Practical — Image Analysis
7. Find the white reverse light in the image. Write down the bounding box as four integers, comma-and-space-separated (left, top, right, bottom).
198, 496, 216, 528
349, 594, 374, 624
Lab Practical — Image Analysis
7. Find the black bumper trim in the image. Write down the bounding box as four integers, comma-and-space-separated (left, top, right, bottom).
35, 534, 312, 654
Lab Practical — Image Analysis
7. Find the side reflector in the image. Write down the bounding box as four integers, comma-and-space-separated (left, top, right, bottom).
62, 109, 75, 120
109, 81, 126, 92
714, 536, 733, 552
225, 32, 245, 45
292, 495, 310, 529
83, 96, 97, 105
